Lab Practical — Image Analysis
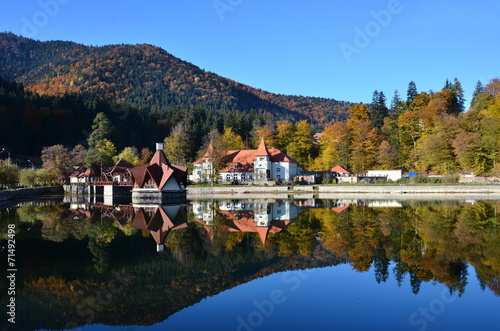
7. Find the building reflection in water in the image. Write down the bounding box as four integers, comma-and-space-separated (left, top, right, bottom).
191, 199, 351, 245
68, 199, 188, 252
67, 197, 354, 250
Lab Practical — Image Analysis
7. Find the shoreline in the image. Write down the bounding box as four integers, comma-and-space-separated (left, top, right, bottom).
0, 186, 63, 206
186, 184, 500, 200
1, 185, 500, 207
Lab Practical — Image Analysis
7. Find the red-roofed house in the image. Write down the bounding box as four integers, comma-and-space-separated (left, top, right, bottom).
130, 143, 187, 202
191, 138, 302, 183
330, 165, 351, 176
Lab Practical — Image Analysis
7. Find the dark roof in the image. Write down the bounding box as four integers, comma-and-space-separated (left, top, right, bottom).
130, 149, 187, 189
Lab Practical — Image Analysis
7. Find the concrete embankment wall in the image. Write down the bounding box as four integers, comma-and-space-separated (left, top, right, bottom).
0, 186, 63, 202
187, 185, 500, 200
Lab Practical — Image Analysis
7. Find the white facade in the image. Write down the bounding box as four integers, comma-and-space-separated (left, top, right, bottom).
191, 156, 300, 183
365, 170, 402, 182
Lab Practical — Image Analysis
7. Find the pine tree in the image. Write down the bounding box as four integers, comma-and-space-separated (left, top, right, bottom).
445, 78, 465, 115
369, 90, 389, 129
390, 90, 405, 115
407, 81, 418, 106
470, 80, 484, 109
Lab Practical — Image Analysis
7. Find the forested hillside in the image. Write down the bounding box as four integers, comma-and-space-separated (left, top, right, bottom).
0, 32, 352, 127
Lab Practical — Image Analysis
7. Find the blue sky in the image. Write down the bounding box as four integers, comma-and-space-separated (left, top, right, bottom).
1, 0, 499, 105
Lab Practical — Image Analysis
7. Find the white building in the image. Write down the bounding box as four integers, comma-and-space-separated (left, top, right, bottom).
190, 138, 302, 183
365, 170, 402, 182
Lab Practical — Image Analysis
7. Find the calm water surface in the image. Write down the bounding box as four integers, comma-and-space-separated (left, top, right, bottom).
0, 197, 499, 331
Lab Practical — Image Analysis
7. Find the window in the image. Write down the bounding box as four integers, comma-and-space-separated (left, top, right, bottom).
241, 174, 245, 181
276, 168, 281, 172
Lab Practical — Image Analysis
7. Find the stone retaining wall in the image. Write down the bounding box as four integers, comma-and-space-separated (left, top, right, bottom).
0, 186, 63, 202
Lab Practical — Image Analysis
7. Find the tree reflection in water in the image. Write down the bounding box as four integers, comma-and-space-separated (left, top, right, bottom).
1, 198, 499, 330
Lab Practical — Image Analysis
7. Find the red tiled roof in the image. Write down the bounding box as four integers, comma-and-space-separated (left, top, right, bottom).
217, 148, 299, 172
203, 140, 214, 158
330, 165, 351, 174
194, 138, 300, 171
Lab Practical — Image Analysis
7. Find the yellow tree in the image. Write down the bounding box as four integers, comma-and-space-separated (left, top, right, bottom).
222, 127, 246, 150
314, 122, 349, 170
164, 123, 194, 166
346, 104, 379, 173
114, 147, 140, 166
349, 120, 379, 173
252, 125, 275, 148
275, 120, 295, 151
286, 120, 313, 168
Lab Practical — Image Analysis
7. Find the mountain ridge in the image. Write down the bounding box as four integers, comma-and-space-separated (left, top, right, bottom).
0, 32, 353, 127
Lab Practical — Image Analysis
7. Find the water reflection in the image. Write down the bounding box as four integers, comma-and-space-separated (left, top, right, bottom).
0, 198, 499, 330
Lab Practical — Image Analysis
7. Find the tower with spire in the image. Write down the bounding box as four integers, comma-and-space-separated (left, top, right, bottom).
254, 137, 271, 181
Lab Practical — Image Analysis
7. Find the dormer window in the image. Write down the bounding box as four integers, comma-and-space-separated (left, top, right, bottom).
234, 163, 240, 169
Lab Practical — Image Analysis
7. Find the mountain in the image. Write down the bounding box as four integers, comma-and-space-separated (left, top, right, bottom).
0, 32, 352, 127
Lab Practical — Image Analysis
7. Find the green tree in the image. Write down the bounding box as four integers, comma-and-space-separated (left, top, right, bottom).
370, 90, 389, 129
85, 139, 117, 167
19, 168, 38, 187
470, 80, 484, 109
0, 160, 19, 188
87, 112, 113, 148
85, 112, 115, 166
407, 81, 418, 106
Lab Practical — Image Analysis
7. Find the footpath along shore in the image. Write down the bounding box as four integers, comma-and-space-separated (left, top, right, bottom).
187, 184, 500, 200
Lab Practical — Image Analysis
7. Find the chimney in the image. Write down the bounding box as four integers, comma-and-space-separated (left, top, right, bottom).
156, 143, 164, 151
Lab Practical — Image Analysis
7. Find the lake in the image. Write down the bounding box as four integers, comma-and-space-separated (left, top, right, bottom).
1, 196, 499, 331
